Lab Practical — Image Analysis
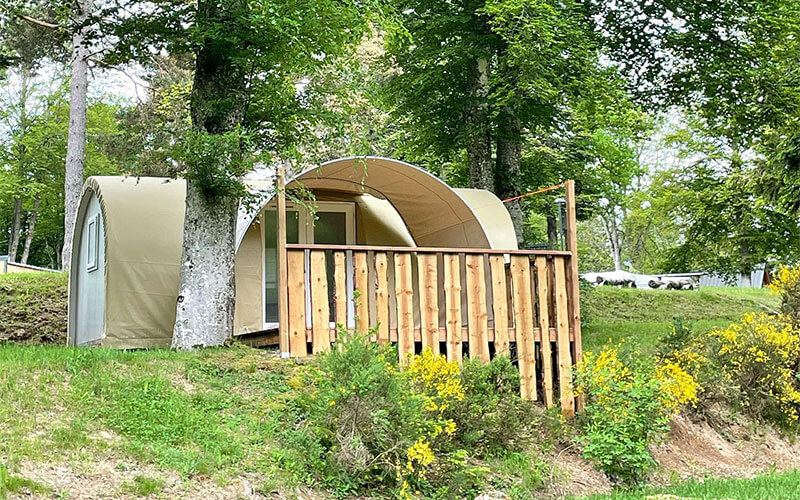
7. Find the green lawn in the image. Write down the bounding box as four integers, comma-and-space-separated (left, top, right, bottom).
581, 285, 779, 354
581, 469, 800, 499
0, 344, 306, 498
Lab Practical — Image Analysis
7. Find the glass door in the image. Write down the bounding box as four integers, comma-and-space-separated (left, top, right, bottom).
263, 202, 355, 329
263, 209, 300, 324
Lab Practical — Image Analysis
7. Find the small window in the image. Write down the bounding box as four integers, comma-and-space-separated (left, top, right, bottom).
87, 214, 99, 272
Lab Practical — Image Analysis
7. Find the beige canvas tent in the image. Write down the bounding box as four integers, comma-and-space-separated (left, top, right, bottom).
67, 156, 517, 348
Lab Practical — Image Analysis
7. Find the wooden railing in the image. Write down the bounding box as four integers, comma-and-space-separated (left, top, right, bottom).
282, 244, 581, 416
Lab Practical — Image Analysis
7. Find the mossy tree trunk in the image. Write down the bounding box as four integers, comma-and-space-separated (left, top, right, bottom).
171, 0, 248, 350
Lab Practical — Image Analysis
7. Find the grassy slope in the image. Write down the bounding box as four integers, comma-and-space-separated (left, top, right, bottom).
0, 273, 68, 344
0, 344, 305, 498
581, 285, 779, 354
582, 469, 800, 499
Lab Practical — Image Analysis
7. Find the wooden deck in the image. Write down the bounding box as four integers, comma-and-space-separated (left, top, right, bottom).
275, 177, 583, 417
282, 244, 581, 416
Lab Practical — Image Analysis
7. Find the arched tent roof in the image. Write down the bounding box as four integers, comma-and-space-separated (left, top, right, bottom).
235, 157, 497, 250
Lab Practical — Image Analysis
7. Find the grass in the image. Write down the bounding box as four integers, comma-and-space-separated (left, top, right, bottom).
581, 285, 779, 354
581, 469, 800, 499
0, 344, 306, 496
0, 272, 68, 344
0, 462, 50, 499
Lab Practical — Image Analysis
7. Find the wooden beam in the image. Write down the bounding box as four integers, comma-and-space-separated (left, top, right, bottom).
276, 165, 290, 358
554, 257, 575, 418
489, 255, 510, 356
466, 254, 490, 362
565, 179, 583, 411
443, 254, 463, 363
511, 255, 537, 401
285, 243, 571, 257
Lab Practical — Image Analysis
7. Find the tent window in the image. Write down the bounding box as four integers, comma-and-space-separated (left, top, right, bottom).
87, 213, 99, 272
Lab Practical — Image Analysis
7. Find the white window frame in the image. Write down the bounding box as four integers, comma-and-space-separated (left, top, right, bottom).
86, 213, 99, 272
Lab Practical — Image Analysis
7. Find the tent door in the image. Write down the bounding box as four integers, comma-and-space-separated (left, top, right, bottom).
263, 202, 355, 329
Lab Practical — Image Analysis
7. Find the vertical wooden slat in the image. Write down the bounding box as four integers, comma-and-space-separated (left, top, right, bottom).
465, 254, 490, 362
333, 251, 347, 336
310, 250, 331, 354
375, 252, 390, 345
354, 251, 370, 336
287, 250, 308, 357
511, 255, 537, 401
489, 255, 510, 356
418, 253, 440, 355
554, 256, 575, 418
394, 252, 414, 366
536, 256, 554, 408
276, 165, 290, 357
443, 254, 463, 363
564, 179, 583, 412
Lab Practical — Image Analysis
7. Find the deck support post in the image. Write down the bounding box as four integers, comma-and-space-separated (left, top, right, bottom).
277, 164, 290, 358
564, 179, 583, 411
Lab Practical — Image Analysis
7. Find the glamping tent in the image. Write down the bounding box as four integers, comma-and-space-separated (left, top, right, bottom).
67, 156, 517, 348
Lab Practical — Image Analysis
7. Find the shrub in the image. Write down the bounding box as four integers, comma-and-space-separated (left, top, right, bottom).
294, 333, 551, 498
297, 334, 489, 498
710, 313, 800, 427
449, 356, 537, 456
576, 343, 698, 485
769, 265, 800, 325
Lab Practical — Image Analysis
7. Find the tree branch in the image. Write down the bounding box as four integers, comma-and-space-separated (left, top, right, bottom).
17, 14, 61, 30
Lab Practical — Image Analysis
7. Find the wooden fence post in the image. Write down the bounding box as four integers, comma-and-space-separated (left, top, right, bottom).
277, 164, 290, 358
564, 179, 584, 411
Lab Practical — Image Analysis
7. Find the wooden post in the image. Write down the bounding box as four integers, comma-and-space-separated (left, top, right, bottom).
277, 164, 290, 358
564, 179, 583, 411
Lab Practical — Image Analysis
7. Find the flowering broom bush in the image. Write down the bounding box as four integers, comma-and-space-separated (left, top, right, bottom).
295, 334, 536, 498
770, 265, 800, 326
576, 343, 700, 485
710, 313, 800, 427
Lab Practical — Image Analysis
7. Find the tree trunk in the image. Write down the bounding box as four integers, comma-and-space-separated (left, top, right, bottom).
20, 192, 41, 265
495, 106, 524, 245
601, 213, 623, 271
61, 0, 91, 271
171, 0, 248, 350
463, 0, 493, 191
8, 198, 23, 262
547, 215, 558, 248
465, 56, 493, 191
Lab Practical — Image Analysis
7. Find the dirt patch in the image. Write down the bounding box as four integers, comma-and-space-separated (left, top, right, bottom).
0, 273, 67, 345
651, 413, 800, 484
545, 447, 613, 498
14, 458, 271, 499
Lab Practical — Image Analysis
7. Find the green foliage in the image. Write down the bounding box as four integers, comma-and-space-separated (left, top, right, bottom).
294, 333, 541, 498
99, 0, 376, 195
0, 462, 50, 499
576, 344, 691, 485
295, 332, 418, 494
656, 318, 694, 360
121, 475, 166, 497
770, 265, 800, 326
583, 469, 800, 499
451, 356, 535, 456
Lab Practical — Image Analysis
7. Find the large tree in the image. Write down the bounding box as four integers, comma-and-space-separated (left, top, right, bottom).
383, 0, 609, 244
101, 0, 371, 348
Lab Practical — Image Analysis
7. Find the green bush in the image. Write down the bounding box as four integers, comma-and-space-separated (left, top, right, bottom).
449, 356, 536, 456
575, 345, 671, 485
293, 332, 541, 498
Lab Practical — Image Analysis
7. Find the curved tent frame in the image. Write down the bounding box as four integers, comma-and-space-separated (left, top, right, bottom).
235, 156, 497, 251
